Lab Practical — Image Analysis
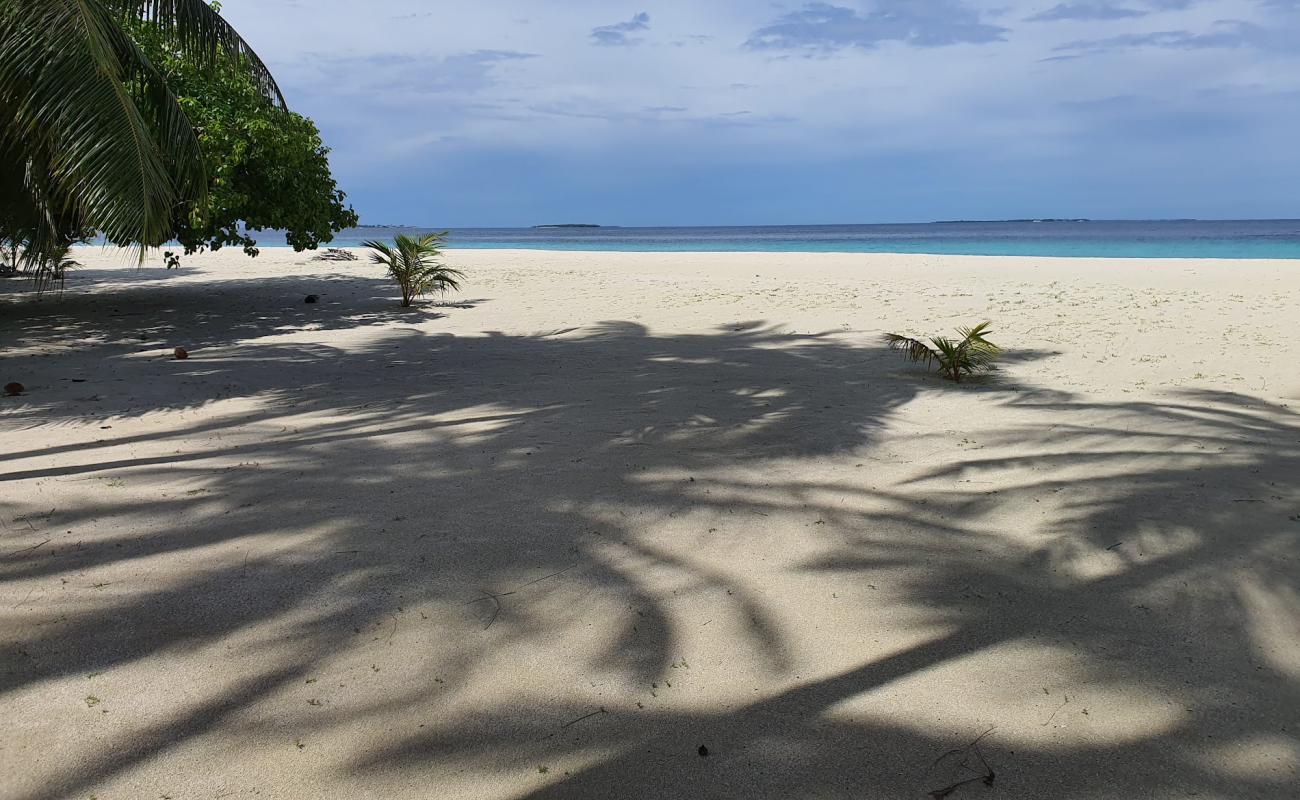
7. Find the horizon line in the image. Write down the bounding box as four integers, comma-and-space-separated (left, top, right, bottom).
342, 217, 1300, 230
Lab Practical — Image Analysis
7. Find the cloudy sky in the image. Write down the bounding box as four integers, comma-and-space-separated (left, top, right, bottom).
221, 1, 1300, 226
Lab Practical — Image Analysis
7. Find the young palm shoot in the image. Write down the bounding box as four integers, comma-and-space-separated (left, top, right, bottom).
362, 232, 465, 307
32, 244, 79, 299
884, 321, 1001, 383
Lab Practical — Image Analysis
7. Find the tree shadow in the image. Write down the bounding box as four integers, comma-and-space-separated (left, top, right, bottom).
1, 279, 1295, 799
337, 389, 1299, 800
0, 273, 461, 424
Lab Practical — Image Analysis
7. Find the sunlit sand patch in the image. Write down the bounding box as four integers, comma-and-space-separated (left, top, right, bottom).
1203, 734, 1300, 783
1237, 578, 1300, 680
644, 356, 720, 365
1051, 523, 1203, 581
823, 640, 1188, 746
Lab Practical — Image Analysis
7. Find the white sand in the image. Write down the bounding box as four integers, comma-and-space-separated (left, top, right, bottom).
1, 248, 1298, 799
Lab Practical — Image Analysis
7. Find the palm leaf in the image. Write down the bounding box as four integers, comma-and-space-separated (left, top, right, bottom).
884, 333, 938, 366
361, 239, 396, 266
104, 0, 285, 107
955, 321, 1001, 377
0, 0, 285, 263
956, 321, 997, 349
5, 3, 204, 241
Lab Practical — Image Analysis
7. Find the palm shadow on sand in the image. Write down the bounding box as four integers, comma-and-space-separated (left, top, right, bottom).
1, 281, 1296, 799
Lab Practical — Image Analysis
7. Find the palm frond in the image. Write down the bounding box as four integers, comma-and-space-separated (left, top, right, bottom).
884, 332, 938, 366
103, 0, 285, 107
428, 265, 465, 292
361, 239, 396, 266
930, 336, 959, 359
0, 0, 285, 266
415, 231, 448, 250
954, 320, 1001, 378
0, 0, 213, 259
956, 321, 997, 349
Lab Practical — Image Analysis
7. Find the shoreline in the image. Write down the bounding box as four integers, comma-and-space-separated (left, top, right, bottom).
61, 243, 1300, 265
288, 244, 1300, 261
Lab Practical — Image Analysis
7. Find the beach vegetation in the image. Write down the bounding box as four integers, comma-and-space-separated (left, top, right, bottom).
0, 0, 285, 266
126, 11, 358, 259
1, 234, 20, 275
363, 233, 465, 307
32, 243, 80, 299
884, 321, 1001, 382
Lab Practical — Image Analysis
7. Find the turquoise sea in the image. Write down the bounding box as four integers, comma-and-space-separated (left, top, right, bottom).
312, 219, 1300, 259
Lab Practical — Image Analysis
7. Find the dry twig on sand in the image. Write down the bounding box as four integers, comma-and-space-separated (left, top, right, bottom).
462, 564, 579, 630
561, 707, 607, 729
923, 726, 997, 799
2, 539, 51, 561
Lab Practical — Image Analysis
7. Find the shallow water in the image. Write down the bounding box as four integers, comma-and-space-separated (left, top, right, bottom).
311, 219, 1300, 259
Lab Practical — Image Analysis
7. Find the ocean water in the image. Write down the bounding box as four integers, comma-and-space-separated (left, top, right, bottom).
315, 219, 1300, 259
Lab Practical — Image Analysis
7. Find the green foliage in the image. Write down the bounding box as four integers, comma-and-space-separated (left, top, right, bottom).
363, 233, 465, 308
32, 243, 80, 299
129, 16, 357, 258
0, 0, 284, 264
884, 321, 1001, 383
1, 227, 22, 275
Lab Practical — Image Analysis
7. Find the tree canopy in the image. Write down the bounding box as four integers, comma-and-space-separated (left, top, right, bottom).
0, 0, 355, 271
0, 0, 284, 263
129, 11, 358, 257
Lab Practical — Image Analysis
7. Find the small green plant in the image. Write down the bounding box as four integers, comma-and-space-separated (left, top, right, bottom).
0, 237, 19, 275
33, 243, 79, 298
362, 232, 464, 307
884, 321, 1001, 382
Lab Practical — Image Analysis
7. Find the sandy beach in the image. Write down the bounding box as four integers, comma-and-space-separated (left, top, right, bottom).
2, 247, 1298, 799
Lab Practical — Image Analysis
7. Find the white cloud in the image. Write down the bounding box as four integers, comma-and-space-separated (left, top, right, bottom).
214, 1, 1300, 222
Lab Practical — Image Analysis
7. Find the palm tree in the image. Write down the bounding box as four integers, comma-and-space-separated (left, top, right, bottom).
884, 321, 1001, 383
363, 233, 465, 308
0, 0, 284, 264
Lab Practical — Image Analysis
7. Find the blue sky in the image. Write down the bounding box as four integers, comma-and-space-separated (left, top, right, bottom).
222, 1, 1300, 226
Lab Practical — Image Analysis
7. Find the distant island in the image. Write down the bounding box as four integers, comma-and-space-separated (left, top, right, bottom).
533, 223, 602, 229
932, 218, 1092, 224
